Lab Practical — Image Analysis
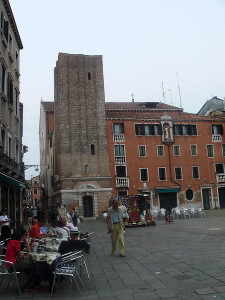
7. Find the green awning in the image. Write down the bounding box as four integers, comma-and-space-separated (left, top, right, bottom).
0, 172, 25, 188
156, 188, 179, 194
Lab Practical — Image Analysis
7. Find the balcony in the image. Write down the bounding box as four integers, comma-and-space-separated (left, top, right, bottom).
216, 174, 225, 183
0, 148, 19, 174
114, 134, 125, 142
116, 177, 129, 188
115, 156, 126, 164
212, 135, 222, 142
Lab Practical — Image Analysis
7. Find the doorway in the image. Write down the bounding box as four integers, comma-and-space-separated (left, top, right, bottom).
83, 195, 93, 217
218, 188, 225, 209
202, 188, 211, 210
159, 192, 177, 208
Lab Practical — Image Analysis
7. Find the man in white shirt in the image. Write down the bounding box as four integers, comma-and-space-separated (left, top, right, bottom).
0, 209, 11, 240
56, 218, 70, 237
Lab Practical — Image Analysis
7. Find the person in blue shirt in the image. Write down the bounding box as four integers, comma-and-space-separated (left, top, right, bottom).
106, 200, 125, 257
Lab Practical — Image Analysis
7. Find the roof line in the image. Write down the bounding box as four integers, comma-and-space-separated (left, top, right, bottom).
2, 0, 23, 49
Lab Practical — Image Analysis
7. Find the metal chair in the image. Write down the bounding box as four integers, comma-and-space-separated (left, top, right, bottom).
181, 208, 191, 219
0, 255, 21, 296
51, 250, 85, 296
80, 232, 95, 254
197, 208, 206, 218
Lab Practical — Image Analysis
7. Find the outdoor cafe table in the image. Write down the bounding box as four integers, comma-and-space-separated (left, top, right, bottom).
29, 251, 60, 264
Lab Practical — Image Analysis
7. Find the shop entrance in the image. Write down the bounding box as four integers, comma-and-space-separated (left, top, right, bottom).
83, 195, 93, 217
218, 188, 225, 209
159, 192, 177, 208
202, 188, 211, 210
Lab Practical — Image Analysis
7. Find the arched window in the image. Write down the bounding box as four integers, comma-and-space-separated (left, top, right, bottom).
91, 144, 95, 155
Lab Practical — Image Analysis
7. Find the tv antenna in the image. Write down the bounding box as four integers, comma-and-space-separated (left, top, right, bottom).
161, 81, 166, 103
168, 89, 173, 105
176, 73, 183, 108
131, 93, 134, 102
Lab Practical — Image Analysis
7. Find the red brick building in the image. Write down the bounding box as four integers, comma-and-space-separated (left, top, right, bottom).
39, 54, 225, 215
106, 102, 225, 210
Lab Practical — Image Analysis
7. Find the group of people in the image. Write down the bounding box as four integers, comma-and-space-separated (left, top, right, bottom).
1, 208, 90, 293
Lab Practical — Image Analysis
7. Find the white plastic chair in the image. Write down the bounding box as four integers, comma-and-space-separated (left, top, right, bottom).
197, 208, 206, 218
181, 208, 190, 219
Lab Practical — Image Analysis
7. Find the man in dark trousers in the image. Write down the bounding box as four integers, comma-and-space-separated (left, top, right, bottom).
58, 229, 90, 255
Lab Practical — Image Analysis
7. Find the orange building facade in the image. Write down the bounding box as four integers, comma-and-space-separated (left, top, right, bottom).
106, 102, 225, 210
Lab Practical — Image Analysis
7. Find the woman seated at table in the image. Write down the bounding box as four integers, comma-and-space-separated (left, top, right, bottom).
56, 218, 70, 237
29, 217, 49, 240
5, 228, 40, 292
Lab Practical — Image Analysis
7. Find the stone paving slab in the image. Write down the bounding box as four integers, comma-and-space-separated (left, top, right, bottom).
1, 212, 225, 299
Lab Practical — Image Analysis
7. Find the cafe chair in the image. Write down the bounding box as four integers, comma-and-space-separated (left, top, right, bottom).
0, 255, 21, 296
51, 251, 85, 296
76, 250, 90, 279
80, 231, 95, 254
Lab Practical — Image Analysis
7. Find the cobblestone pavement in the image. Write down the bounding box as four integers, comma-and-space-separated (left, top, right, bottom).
1, 211, 225, 299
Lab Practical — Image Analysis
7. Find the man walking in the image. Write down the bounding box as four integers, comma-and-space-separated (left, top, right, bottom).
106, 200, 125, 257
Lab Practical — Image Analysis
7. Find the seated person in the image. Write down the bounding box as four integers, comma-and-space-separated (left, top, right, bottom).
58, 228, 90, 255
29, 218, 48, 239
5, 229, 40, 292
56, 218, 70, 237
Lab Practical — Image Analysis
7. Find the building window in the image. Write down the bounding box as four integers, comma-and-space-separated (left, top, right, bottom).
34, 181, 37, 185
34, 189, 37, 195
1, 63, 5, 93
157, 145, 164, 156
135, 124, 162, 136
174, 124, 197, 136
15, 89, 19, 115
15, 144, 18, 162
91, 144, 95, 155
192, 166, 200, 179
7, 75, 13, 106
191, 145, 197, 156
15, 51, 19, 68
212, 125, 223, 135
1, 12, 8, 42
114, 144, 125, 157
215, 163, 224, 174
140, 168, 149, 182
1, 128, 5, 149
113, 123, 124, 134
207, 145, 214, 158
8, 32, 12, 53
88, 72, 91, 80
116, 165, 126, 177
139, 145, 146, 157
8, 137, 11, 157
158, 167, 167, 181
186, 189, 194, 201
223, 144, 225, 157
175, 167, 183, 180
173, 145, 180, 156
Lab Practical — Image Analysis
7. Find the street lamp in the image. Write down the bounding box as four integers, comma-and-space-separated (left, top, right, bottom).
24, 164, 50, 172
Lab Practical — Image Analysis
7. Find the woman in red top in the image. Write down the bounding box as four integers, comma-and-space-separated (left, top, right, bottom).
5, 229, 40, 292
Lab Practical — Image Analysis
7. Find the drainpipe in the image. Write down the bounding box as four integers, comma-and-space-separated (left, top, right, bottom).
166, 143, 181, 190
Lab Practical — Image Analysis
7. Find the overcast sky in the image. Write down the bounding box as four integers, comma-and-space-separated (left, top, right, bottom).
9, 0, 225, 180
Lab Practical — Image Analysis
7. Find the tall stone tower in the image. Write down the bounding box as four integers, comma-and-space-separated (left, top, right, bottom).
54, 53, 112, 217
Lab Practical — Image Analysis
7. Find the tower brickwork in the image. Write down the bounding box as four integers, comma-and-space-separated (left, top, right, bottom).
54, 53, 112, 217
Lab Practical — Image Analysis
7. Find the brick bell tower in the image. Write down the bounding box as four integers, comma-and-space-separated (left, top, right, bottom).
54, 53, 112, 217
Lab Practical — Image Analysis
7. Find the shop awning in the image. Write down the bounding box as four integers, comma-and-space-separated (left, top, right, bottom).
0, 172, 25, 188
156, 188, 179, 194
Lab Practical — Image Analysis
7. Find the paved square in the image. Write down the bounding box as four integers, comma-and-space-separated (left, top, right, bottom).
1, 211, 225, 299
